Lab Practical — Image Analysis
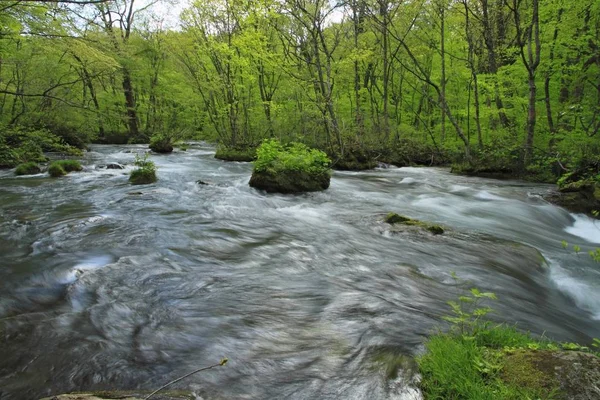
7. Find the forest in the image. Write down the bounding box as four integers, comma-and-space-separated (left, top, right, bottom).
0, 0, 599, 179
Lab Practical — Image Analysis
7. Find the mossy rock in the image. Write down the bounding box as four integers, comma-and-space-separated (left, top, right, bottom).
149, 138, 174, 153
502, 350, 600, 400
546, 180, 600, 217
129, 168, 157, 185
15, 162, 41, 176
48, 163, 67, 177
249, 169, 330, 193
384, 212, 444, 235
385, 212, 411, 224
214, 146, 257, 162
426, 225, 444, 235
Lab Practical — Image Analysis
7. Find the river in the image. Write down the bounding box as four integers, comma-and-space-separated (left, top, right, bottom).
1, 143, 599, 399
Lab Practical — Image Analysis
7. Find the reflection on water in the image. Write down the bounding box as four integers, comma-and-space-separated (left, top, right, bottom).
0, 144, 599, 399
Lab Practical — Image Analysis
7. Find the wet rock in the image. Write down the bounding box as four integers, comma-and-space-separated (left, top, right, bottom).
385, 212, 411, 224
384, 213, 444, 235
196, 179, 212, 185
502, 350, 600, 400
544, 181, 600, 216
106, 163, 125, 170
249, 169, 330, 194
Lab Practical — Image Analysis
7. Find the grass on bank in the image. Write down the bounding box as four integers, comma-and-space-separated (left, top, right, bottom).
417, 284, 600, 400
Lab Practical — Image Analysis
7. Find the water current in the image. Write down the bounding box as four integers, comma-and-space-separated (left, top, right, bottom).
1, 143, 599, 399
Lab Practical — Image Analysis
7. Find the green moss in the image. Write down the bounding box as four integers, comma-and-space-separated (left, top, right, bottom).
384, 212, 444, 234
385, 212, 411, 224
501, 350, 559, 395
48, 163, 66, 177
15, 162, 41, 176
129, 168, 157, 185
53, 159, 82, 172
249, 169, 330, 193
215, 146, 257, 162
427, 225, 444, 235
48, 160, 82, 177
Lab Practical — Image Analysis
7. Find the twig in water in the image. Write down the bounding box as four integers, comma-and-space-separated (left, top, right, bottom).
144, 358, 228, 400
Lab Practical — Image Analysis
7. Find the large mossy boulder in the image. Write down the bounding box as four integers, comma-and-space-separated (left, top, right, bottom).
214, 146, 257, 162
502, 350, 600, 400
249, 139, 331, 194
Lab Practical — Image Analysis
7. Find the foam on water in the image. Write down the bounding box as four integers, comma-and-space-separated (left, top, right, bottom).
474, 190, 505, 201
564, 214, 600, 244
549, 260, 600, 320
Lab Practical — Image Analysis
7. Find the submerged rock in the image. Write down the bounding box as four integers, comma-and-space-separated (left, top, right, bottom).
384, 212, 444, 235
502, 350, 600, 400
249, 169, 330, 194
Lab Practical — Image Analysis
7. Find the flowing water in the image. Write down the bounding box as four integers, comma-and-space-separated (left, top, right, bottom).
1, 144, 599, 399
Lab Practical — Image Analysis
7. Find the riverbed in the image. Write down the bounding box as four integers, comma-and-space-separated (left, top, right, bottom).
1, 144, 599, 399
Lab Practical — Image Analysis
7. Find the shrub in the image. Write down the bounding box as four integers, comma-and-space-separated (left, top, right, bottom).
254, 139, 330, 175
15, 162, 41, 176
129, 153, 157, 185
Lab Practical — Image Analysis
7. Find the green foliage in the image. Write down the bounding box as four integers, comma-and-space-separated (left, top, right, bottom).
0, 126, 82, 168
14, 162, 41, 176
253, 139, 330, 175
130, 154, 157, 185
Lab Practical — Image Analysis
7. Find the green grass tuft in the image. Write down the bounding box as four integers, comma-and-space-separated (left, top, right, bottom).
48, 163, 66, 177
15, 162, 41, 176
